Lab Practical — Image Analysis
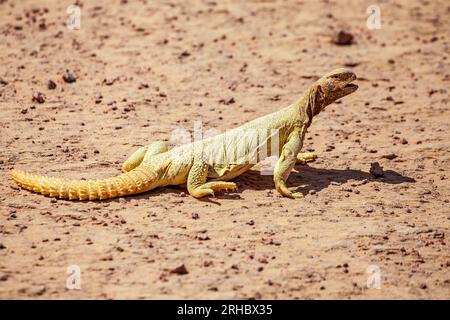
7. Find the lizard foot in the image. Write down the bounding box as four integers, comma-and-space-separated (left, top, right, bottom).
296, 152, 318, 165
204, 181, 237, 193
190, 188, 215, 198
283, 188, 304, 199
190, 182, 237, 198
275, 183, 304, 199
289, 190, 304, 199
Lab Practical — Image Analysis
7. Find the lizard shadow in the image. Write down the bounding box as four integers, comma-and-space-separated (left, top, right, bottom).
100, 164, 415, 204
234, 164, 416, 196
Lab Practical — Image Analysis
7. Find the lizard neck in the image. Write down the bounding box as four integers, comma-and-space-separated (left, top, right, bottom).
289, 87, 316, 128
268, 95, 311, 146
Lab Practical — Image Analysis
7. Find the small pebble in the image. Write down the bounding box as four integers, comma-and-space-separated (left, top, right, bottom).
32, 92, 45, 103
333, 30, 354, 45
62, 71, 77, 83
382, 153, 398, 160
170, 264, 188, 275
370, 162, 384, 178
47, 80, 57, 90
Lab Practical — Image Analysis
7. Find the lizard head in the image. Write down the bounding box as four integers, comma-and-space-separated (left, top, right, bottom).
308, 68, 358, 115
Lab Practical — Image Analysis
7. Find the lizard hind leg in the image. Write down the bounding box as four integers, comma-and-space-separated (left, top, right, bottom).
122, 146, 148, 172
187, 162, 237, 198
122, 142, 168, 171
143, 141, 169, 162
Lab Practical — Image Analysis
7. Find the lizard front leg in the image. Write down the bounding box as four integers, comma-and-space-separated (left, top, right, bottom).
187, 161, 237, 198
122, 141, 168, 171
274, 129, 305, 198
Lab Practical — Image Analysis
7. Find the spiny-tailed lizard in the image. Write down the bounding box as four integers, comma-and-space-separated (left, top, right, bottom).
10, 68, 358, 200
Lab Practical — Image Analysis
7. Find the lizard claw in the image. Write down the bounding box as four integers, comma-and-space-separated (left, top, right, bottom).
283, 191, 304, 199
276, 183, 304, 199
290, 191, 304, 199
288, 187, 304, 198
284, 186, 304, 198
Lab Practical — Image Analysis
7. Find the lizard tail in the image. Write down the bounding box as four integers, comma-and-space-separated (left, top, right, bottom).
9, 164, 157, 200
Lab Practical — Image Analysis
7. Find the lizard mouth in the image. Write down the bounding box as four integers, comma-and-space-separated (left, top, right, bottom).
344, 83, 358, 91
340, 74, 358, 94
329, 77, 358, 102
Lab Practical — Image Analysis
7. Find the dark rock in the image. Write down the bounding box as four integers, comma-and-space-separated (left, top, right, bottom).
33, 286, 47, 296
333, 30, 354, 45
370, 162, 384, 178
179, 51, 190, 59
219, 97, 235, 105
382, 153, 398, 160
62, 71, 77, 83
103, 78, 117, 86
32, 92, 45, 103
196, 234, 210, 241
433, 231, 445, 239
47, 80, 57, 90
123, 105, 135, 112
344, 61, 360, 67
170, 264, 188, 275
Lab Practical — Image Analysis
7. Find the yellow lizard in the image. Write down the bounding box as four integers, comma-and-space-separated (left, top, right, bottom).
9, 68, 358, 200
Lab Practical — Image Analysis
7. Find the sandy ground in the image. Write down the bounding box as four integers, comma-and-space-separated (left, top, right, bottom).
0, 0, 449, 299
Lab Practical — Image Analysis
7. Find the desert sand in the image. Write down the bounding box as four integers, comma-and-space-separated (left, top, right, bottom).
0, 0, 449, 299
